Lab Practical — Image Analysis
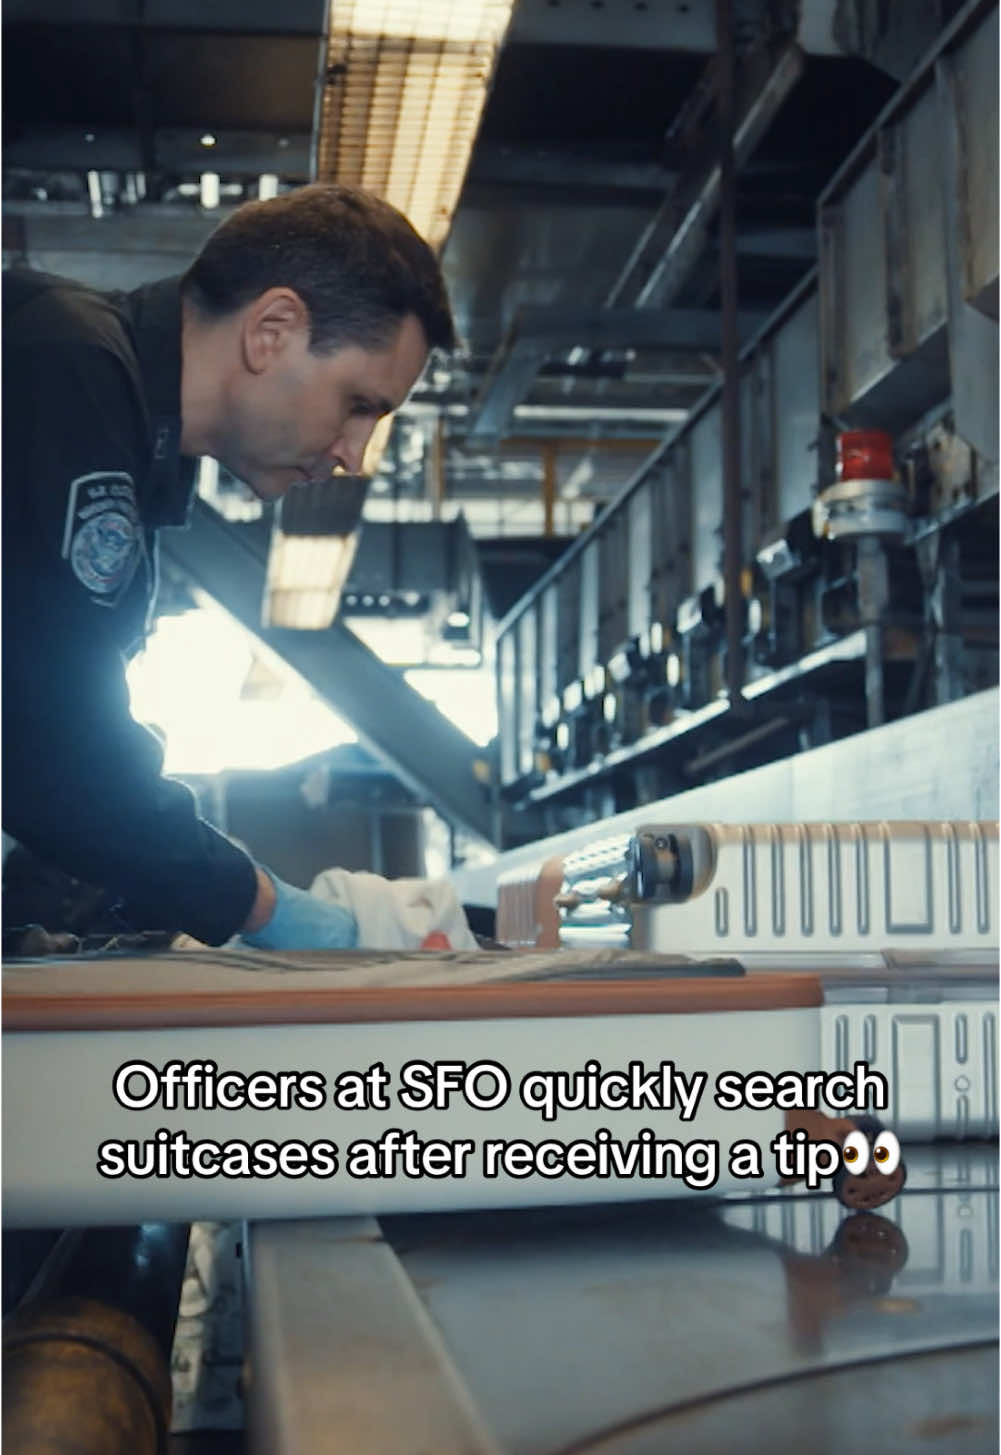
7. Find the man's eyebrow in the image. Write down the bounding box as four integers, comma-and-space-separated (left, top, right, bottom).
355, 392, 395, 415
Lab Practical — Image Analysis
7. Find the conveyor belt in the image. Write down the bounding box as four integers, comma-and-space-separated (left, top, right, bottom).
243, 1143, 999, 1454
2, 952, 822, 1225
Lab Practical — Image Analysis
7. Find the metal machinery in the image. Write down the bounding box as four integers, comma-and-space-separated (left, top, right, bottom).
546, 819, 998, 1140
470, 27, 1001, 1441
493, 1, 998, 836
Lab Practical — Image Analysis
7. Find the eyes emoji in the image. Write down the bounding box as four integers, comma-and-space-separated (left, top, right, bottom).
842, 1128, 902, 1175
871, 1130, 902, 1174
842, 1129, 870, 1171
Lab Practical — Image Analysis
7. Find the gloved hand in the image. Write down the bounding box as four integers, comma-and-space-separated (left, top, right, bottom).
240, 868, 358, 951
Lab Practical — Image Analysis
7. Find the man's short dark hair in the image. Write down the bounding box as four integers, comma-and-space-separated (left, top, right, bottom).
182, 183, 456, 356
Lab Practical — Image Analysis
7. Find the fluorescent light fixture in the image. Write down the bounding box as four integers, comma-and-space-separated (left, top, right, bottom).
200, 172, 221, 209
403, 401, 691, 427
364, 498, 435, 523
263, 531, 360, 630
514, 405, 689, 424
262, 476, 370, 630
87, 170, 103, 219
316, 0, 516, 250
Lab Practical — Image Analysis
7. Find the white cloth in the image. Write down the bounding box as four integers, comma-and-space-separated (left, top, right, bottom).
308, 869, 479, 951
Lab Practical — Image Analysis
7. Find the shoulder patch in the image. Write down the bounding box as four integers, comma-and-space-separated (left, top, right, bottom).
61, 471, 142, 604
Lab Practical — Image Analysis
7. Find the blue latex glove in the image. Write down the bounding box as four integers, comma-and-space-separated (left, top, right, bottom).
240, 868, 359, 951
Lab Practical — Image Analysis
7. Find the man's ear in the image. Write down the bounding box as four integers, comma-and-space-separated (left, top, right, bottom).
241, 288, 309, 374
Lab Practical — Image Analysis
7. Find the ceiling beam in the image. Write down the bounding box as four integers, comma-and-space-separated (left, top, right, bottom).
507, 0, 718, 51
4, 126, 311, 178
466, 305, 768, 440
3, 0, 326, 32
606, 41, 806, 310
465, 145, 677, 199
506, 0, 929, 64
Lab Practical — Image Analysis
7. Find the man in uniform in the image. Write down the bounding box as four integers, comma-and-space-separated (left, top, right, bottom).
3, 183, 456, 951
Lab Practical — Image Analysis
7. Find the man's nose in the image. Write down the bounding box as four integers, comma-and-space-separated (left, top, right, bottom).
327, 420, 377, 475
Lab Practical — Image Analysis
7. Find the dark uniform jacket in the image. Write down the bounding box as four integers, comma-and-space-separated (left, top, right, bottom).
2, 269, 258, 944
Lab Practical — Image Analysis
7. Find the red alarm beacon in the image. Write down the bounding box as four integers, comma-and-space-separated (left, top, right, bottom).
815, 428, 908, 541
836, 429, 895, 482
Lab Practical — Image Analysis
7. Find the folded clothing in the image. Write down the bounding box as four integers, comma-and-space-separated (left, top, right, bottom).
309, 868, 479, 951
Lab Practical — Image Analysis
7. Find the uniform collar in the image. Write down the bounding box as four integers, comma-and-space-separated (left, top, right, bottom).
128, 277, 197, 526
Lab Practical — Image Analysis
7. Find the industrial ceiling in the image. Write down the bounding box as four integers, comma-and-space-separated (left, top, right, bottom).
3, 0, 931, 522
3, 0, 978, 843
